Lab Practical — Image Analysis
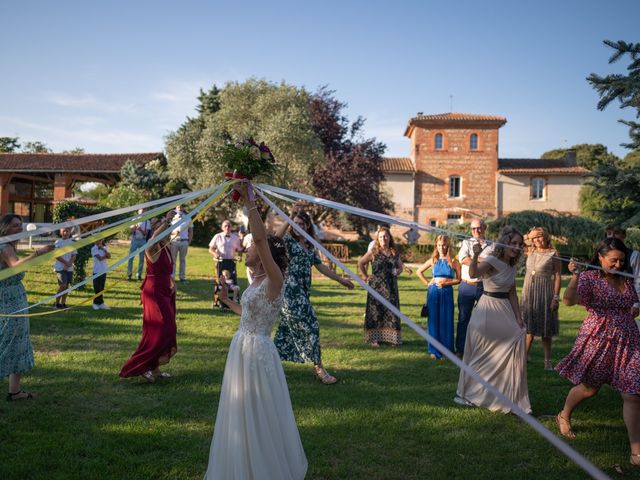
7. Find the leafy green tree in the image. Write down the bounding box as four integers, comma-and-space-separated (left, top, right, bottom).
587, 40, 640, 150
62, 147, 86, 154
0, 136, 20, 152
22, 141, 52, 153
165, 79, 324, 194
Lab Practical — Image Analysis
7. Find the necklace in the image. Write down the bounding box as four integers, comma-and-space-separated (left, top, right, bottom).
253, 272, 266, 279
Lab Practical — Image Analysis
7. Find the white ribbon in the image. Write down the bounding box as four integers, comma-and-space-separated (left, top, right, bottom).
8, 182, 231, 314
255, 185, 610, 480
257, 183, 638, 281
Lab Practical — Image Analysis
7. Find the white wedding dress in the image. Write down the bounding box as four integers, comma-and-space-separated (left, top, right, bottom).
205, 279, 308, 480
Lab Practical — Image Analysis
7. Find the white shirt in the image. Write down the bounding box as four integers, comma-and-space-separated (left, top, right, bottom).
132, 220, 151, 241
242, 233, 254, 250
209, 232, 242, 259
629, 249, 640, 307
171, 215, 191, 241
53, 238, 77, 272
458, 237, 491, 282
91, 245, 108, 274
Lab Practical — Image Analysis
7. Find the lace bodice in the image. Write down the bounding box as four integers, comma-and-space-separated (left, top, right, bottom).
238, 279, 283, 337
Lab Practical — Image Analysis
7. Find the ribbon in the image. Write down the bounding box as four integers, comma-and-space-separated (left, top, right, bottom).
255, 186, 609, 480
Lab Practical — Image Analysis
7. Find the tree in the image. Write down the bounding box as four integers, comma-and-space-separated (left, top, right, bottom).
308, 87, 392, 238
583, 41, 640, 226
587, 40, 640, 150
22, 141, 52, 153
0, 136, 20, 152
62, 147, 86, 154
165, 79, 324, 196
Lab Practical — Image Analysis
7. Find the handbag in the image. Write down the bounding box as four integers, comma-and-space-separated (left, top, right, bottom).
420, 303, 429, 318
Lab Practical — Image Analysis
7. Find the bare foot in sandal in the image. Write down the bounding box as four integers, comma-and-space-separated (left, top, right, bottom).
555, 413, 576, 439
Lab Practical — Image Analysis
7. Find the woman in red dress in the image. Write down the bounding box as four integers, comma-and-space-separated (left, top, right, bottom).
556, 237, 640, 467
120, 211, 177, 383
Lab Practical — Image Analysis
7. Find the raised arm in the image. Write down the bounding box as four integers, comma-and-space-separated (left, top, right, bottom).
0, 243, 54, 268
147, 210, 175, 259
563, 260, 581, 306
468, 244, 494, 278
237, 183, 283, 299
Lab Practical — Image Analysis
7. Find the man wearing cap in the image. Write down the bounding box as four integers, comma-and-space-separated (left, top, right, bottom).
456, 218, 491, 356
208, 220, 243, 284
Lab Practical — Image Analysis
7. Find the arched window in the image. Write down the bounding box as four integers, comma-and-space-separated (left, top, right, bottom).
435, 133, 443, 150
470, 133, 478, 150
531, 177, 546, 200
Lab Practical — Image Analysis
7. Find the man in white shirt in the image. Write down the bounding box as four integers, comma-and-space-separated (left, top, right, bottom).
91, 239, 111, 310
53, 227, 77, 309
128, 208, 151, 281
170, 205, 193, 282
209, 220, 243, 284
456, 219, 491, 356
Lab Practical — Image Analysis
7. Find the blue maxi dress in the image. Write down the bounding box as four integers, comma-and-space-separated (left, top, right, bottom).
427, 259, 455, 358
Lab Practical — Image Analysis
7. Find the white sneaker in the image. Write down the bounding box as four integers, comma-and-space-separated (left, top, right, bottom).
92, 304, 101, 310
99, 304, 111, 310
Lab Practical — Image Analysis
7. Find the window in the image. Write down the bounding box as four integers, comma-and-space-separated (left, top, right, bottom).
531, 177, 546, 200
415, 144, 420, 156
447, 214, 462, 225
449, 176, 461, 198
470, 133, 478, 150
435, 133, 443, 150
429, 219, 437, 227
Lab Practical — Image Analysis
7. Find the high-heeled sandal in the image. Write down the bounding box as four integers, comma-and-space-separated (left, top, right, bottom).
631, 453, 640, 466
6, 390, 33, 401
313, 366, 338, 385
555, 413, 576, 439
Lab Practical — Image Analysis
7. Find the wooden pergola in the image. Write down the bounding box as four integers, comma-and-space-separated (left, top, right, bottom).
0, 152, 164, 222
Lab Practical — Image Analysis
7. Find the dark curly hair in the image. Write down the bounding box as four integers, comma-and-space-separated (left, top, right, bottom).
291, 210, 315, 247
267, 234, 288, 274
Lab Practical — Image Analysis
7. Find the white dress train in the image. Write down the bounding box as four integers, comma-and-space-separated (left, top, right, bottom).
205, 279, 307, 480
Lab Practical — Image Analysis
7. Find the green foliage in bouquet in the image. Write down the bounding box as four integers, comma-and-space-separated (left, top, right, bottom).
221, 138, 276, 179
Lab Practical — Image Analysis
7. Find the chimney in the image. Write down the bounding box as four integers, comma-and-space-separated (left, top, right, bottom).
565, 149, 577, 164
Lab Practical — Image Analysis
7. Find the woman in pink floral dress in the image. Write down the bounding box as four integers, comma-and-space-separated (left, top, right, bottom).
556, 237, 640, 467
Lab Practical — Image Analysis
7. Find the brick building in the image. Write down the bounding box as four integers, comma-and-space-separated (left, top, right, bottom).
381, 112, 588, 235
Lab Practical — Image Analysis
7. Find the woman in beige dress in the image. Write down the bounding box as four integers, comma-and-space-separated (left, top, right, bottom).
455, 227, 531, 414
520, 227, 561, 370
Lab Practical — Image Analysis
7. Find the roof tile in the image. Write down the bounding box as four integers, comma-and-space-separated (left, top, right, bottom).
0, 152, 164, 173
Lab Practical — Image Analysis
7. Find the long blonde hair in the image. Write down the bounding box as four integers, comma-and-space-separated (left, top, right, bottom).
430, 235, 454, 267
524, 226, 551, 255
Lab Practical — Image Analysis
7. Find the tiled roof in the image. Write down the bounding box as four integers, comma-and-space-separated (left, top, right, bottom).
410, 112, 507, 123
382, 157, 414, 173
0, 152, 164, 173
405, 112, 507, 136
498, 158, 589, 174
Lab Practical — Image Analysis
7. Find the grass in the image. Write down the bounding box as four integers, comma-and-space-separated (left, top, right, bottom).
0, 245, 637, 479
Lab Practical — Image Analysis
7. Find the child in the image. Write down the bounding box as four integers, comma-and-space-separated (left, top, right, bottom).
53, 227, 77, 309
221, 269, 240, 303
91, 239, 111, 310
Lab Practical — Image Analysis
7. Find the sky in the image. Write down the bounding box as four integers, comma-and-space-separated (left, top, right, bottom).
1, 0, 639, 160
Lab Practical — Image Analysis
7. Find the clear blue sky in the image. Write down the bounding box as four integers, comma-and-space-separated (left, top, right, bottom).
1, 0, 638, 159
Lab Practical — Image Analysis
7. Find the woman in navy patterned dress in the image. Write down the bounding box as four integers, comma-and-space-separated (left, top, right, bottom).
556, 238, 640, 467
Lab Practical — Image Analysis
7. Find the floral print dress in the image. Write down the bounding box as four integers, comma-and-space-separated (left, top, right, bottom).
274, 234, 323, 364
364, 251, 402, 345
556, 270, 640, 394
0, 246, 34, 378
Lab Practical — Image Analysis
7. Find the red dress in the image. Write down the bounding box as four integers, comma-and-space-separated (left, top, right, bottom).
120, 247, 177, 377
556, 270, 640, 394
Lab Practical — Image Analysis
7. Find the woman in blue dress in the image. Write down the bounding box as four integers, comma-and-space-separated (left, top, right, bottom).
416, 235, 460, 359
0, 214, 54, 401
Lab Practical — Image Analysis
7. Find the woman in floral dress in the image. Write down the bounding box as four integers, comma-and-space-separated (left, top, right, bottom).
0, 214, 53, 401
520, 227, 561, 370
358, 227, 411, 347
557, 237, 640, 467
274, 210, 354, 384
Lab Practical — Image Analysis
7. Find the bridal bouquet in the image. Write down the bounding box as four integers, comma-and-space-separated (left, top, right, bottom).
222, 138, 276, 179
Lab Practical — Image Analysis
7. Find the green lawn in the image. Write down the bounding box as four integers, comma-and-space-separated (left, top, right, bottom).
0, 245, 636, 479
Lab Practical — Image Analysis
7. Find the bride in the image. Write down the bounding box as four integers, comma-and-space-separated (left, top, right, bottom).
205, 183, 307, 480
